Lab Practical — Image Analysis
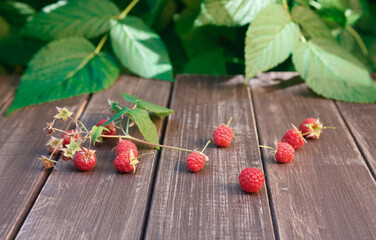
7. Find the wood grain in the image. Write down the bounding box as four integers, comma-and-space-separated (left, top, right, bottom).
16, 76, 172, 240
250, 72, 376, 240
145, 75, 275, 240
0, 77, 88, 239
335, 76, 376, 176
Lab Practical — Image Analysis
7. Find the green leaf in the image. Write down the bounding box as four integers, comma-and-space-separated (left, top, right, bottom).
122, 93, 173, 117
317, 0, 368, 25
127, 108, 159, 145
91, 126, 108, 146
245, 4, 300, 82
23, 0, 120, 40
317, 7, 347, 28
183, 48, 227, 75
0, 34, 45, 65
292, 39, 376, 103
292, 6, 334, 41
110, 16, 173, 81
0, 1, 35, 29
194, 0, 275, 27
7, 37, 120, 115
101, 106, 129, 127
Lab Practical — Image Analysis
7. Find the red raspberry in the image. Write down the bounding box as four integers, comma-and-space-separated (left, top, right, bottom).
186, 152, 208, 172
73, 148, 96, 171
239, 167, 265, 193
62, 129, 82, 146
96, 118, 117, 136
299, 117, 335, 140
116, 140, 138, 157
113, 150, 139, 173
281, 128, 305, 150
213, 125, 234, 147
275, 142, 295, 163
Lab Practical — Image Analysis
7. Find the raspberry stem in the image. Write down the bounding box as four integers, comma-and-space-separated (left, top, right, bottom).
226, 117, 233, 127
301, 126, 336, 136
200, 140, 211, 154
259, 145, 275, 150
117, 0, 139, 20
101, 134, 194, 153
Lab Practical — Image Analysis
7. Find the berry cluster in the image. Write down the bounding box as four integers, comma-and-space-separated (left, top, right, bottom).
241, 118, 334, 193
40, 103, 334, 195
40, 100, 205, 173
260, 118, 334, 165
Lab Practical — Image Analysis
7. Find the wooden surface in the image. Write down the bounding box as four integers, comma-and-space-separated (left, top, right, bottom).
0, 73, 375, 240
16, 76, 171, 240
250, 72, 376, 239
145, 75, 274, 239
0, 86, 88, 239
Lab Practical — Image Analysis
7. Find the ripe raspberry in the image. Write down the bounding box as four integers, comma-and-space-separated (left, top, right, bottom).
73, 148, 96, 171
186, 151, 208, 172
281, 128, 305, 150
116, 140, 138, 157
299, 118, 335, 139
46, 137, 63, 155
213, 117, 234, 147
96, 118, 117, 136
274, 142, 295, 163
239, 167, 265, 193
113, 150, 139, 173
62, 129, 82, 146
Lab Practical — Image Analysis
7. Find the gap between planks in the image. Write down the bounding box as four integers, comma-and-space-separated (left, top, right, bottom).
140, 81, 175, 240
334, 101, 376, 181
247, 85, 280, 240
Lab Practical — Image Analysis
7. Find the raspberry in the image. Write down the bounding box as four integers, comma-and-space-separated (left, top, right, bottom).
114, 150, 139, 173
186, 151, 208, 172
62, 129, 82, 146
46, 137, 63, 155
213, 126, 234, 147
116, 140, 138, 157
239, 167, 265, 193
281, 128, 305, 150
213, 117, 234, 147
73, 148, 96, 171
274, 142, 295, 163
96, 118, 117, 136
299, 118, 334, 139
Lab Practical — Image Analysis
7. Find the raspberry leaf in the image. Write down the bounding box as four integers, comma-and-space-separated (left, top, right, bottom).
91, 126, 108, 146
245, 4, 300, 82
110, 16, 174, 81
6, 37, 120, 115
127, 108, 160, 146
101, 106, 130, 127
23, 0, 120, 40
292, 39, 376, 103
291, 6, 334, 41
122, 93, 174, 117
194, 0, 275, 27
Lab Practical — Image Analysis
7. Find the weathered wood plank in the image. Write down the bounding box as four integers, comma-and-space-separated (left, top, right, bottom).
335, 76, 376, 177
250, 72, 376, 239
0, 78, 88, 239
145, 75, 275, 240
16, 76, 172, 240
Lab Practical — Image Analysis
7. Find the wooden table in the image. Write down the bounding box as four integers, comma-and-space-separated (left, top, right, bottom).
0, 73, 375, 240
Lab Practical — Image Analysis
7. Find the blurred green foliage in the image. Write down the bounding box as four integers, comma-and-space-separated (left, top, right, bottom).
1, 0, 376, 113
